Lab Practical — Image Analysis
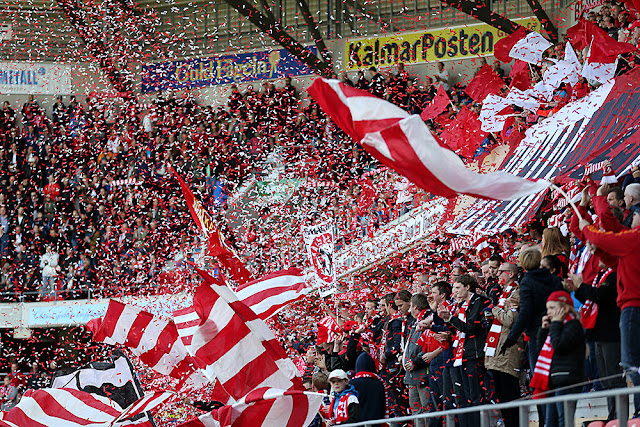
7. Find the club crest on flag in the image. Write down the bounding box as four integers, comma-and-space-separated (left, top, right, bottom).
303, 221, 335, 297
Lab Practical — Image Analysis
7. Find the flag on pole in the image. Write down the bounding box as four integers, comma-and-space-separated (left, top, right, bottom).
308, 78, 550, 200
171, 167, 253, 284
233, 268, 309, 319
302, 221, 335, 297
439, 105, 488, 158
464, 64, 506, 103
494, 28, 552, 65
0, 388, 123, 427
51, 353, 146, 410
176, 388, 325, 427
420, 84, 450, 120
186, 269, 302, 401
494, 27, 528, 63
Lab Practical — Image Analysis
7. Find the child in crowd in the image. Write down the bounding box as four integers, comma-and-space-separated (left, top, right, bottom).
320, 369, 360, 425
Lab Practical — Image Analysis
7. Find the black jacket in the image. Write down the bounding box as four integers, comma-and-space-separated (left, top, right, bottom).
537, 318, 585, 388
350, 353, 386, 422
507, 268, 563, 342
574, 270, 620, 342
447, 293, 491, 362
382, 316, 403, 368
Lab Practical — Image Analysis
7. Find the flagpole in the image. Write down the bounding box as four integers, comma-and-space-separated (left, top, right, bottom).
550, 183, 583, 221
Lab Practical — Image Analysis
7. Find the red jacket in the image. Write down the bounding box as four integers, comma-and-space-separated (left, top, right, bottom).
582, 224, 640, 309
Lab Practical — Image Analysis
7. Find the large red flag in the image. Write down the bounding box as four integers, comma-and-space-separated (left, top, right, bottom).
509, 60, 531, 91
494, 27, 528, 63
171, 167, 253, 284
567, 18, 637, 58
420, 84, 450, 120
307, 78, 550, 200
440, 106, 488, 158
464, 64, 506, 103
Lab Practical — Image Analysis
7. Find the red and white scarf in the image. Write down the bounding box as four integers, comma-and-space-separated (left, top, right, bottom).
530, 312, 576, 399
452, 296, 472, 367
353, 371, 389, 418
379, 311, 403, 364
485, 284, 516, 357
579, 268, 613, 330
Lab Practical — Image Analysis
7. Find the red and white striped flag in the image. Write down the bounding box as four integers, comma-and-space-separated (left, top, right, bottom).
88, 300, 210, 391
187, 269, 302, 401
316, 315, 341, 345
177, 388, 325, 427
174, 268, 308, 347
0, 387, 171, 427
232, 268, 308, 320
308, 79, 550, 201
114, 391, 175, 424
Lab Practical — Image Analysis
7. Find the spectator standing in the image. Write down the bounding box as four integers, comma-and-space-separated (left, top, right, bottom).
320, 369, 360, 425
402, 293, 431, 427
39, 244, 59, 299
567, 259, 624, 421
350, 352, 387, 422
434, 62, 450, 91
532, 291, 585, 427
367, 67, 386, 99
0, 375, 18, 411
438, 274, 490, 427
580, 207, 640, 417
485, 263, 523, 427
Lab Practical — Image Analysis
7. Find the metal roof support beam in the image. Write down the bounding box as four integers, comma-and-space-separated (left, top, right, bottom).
222, 0, 334, 78
54, 0, 134, 94
297, 0, 333, 69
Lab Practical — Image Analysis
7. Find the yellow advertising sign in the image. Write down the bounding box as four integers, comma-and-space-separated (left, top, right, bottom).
345, 17, 540, 70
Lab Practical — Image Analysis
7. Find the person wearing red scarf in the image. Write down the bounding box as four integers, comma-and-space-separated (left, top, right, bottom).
567, 260, 624, 422
531, 291, 585, 427
437, 274, 491, 427
484, 263, 523, 427
580, 205, 640, 417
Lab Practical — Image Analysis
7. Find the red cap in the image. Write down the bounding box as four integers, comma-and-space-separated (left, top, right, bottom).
547, 290, 573, 305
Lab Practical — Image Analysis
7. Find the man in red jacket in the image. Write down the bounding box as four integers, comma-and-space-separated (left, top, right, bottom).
579, 204, 640, 417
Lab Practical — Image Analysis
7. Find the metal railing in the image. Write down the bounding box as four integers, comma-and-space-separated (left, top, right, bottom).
341, 385, 640, 427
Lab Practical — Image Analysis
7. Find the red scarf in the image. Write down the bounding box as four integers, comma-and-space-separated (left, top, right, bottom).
353, 371, 389, 418
530, 312, 576, 399
579, 268, 613, 329
452, 296, 472, 367
485, 284, 516, 357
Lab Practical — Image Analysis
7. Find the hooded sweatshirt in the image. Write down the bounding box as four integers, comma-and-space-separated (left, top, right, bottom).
349, 352, 387, 421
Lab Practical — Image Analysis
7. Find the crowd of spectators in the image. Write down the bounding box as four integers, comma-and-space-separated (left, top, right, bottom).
278, 168, 640, 426
3, 2, 640, 423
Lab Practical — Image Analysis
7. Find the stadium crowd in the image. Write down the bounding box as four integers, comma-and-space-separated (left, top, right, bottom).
3, 1, 640, 424
282, 170, 640, 426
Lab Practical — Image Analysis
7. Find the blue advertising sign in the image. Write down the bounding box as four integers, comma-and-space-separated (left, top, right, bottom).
141, 47, 317, 93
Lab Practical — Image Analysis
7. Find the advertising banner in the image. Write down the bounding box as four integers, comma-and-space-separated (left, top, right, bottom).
303, 221, 335, 297
0, 62, 71, 94
344, 17, 539, 70
142, 47, 317, 93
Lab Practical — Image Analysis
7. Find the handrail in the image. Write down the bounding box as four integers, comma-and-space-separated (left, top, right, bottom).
340, 385, 640, 427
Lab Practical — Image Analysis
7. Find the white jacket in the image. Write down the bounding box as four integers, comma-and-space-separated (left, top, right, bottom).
40, 251, 59, 277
